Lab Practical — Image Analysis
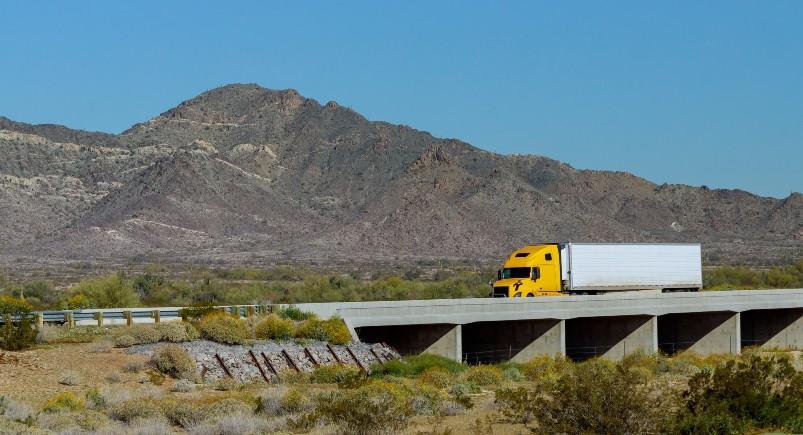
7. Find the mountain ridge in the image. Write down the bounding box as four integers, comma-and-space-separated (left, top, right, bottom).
1, 84, 800, 265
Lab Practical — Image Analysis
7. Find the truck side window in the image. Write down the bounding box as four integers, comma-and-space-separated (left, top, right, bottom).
545, 253, 552, 261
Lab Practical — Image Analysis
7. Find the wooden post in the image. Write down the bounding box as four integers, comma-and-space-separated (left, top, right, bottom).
3, 314, 11, 327
246, 306, 255, 318
36, 313, 44, 329
152, 310, 161, 323
94, 312, 104, 327
124, 311, 132, 326
231, 306, 240, 318
65, 312, 74, 329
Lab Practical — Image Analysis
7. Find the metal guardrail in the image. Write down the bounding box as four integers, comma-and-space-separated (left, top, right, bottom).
0, 305, 271, 327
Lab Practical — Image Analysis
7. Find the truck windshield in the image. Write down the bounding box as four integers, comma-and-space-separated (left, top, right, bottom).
501, 267, 530, 279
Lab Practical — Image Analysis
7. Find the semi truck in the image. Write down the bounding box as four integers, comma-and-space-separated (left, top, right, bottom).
491, 242, 703, 297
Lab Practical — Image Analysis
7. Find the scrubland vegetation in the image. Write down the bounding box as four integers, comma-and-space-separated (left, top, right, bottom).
1, 346, 801, 434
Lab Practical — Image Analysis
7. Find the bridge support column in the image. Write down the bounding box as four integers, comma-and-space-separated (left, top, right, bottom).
424, 324, 462, 362
659, 311, 741, 355
566, 315, 657, 361
741, 308, 802, 350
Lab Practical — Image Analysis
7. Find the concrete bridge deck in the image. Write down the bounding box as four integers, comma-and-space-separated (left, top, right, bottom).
294, 289, 803, 362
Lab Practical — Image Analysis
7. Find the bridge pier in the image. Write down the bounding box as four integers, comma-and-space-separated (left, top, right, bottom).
462, 319, 564, 364
741, 308, 803, 350
566, 315, 657, 361
659, 311, 741, 355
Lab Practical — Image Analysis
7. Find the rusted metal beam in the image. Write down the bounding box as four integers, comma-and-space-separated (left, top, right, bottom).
248, 350, 270, 383
327, 344, 344, 365
281, 349, 301, 373
261, 352, 279, 377
215, 354, 233, 378
369, 347, 385, 365
303, 347, 319, 367
345, 345, 368, 374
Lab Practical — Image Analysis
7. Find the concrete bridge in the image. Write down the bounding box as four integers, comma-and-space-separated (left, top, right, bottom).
293, 289, 803, 362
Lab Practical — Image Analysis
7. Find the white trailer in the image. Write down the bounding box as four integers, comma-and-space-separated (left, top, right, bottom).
559, 243, 702, 292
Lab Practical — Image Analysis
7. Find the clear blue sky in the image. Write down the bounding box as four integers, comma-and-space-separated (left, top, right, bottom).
2, 1, 801, 198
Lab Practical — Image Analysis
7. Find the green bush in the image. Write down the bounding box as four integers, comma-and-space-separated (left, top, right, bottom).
496, 358, 674, 433
375, 354, 466, 378
107, 398, 163, 423
675, 355, 803, 434
416, 368, 454, 389
42, 392, 85, 413
254, 314, 293, 340
321, 317, 352, 345
310, 364, 363, 384
311, 381, 414, 435
114, 334, 136, 348
156, 322, 199, 342
151, 344, 197, 381
294, 319, 328, 341
462, 365, 503, 386
278, 306, 316, 321
0, 296, 37, 351
68, 274, 139, 308
122, 325, 161, 344
197, 313, 247, 344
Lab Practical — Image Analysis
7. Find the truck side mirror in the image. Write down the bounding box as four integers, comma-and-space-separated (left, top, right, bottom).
497, 270, 502, 280
532, 267, 540, 280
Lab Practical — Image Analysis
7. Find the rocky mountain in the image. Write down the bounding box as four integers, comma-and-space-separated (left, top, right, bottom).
1, 84, 800, 265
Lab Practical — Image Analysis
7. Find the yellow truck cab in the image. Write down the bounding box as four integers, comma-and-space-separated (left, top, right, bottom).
492, 244, 562, 297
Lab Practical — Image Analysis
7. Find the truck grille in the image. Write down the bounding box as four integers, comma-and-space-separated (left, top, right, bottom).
492, 286, 509, 298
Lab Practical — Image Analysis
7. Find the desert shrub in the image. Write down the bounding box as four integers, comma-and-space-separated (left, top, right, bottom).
438, 399, 466, 416
321, 317, 352, 344
205, 397, 255, 418
376, 354, 466, 378
279, 369, 311, 384
497, 358, 673, 433
280, 388, 311, 414
179, 302, 219, 321
197, 313, 247, 344
107, 398, 163, 423
123, 360, 145, 373
188, 413, 278, 435
69, 274, 139, 308
114, 334, 136, 348
213, 377, 240, 391
675, 355, 803, 434
502, 366, 525, 381
164, 400, 207, 428
310, 364, 363, 384
171, 379, 194, 393
0, 296, 37, 351
521, 354, 573, 383
85, 388, 106, 409
122, 324, 162, 344
89, 340, 114, 353
254, 314, 293, 340
256, 387, 286, 416
312, 380, 415, 435
448, 382, 478, 409
294, 318, 328, 341
59, 370, 81, 386
417, 367, 454, 389
65, 293, 92, 310
151, 344, 197, 380
278, 306, 316, 321
462, 365, 503, 386
42, 392, 85, 413
157, 321, 199, 342
36, 324, 65, 343
104, 372, 122, 384
410, 383, 446, 416
0, 396, 33, 423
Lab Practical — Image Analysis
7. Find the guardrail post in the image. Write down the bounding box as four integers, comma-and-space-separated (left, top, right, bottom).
36, 313, 44, 329
65, 312, 74, 329
246, 306, 255, 318
94, 312, 104, 327
152, 310, 160, 323
231, 306, 240, 318
3, 314, 11, 328
124, 310, 132, 326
